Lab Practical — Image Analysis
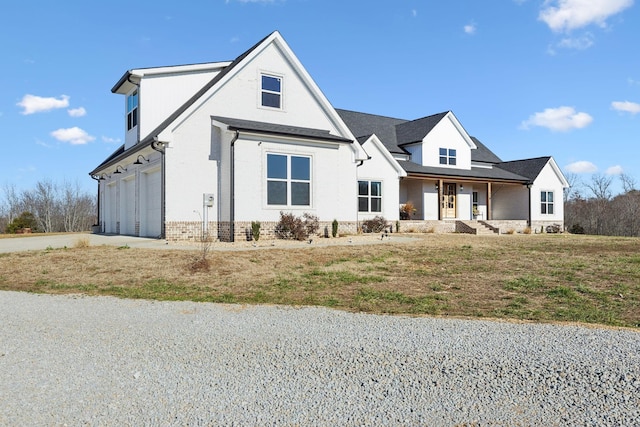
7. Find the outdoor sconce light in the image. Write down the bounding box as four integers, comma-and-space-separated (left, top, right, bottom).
435, 183, 439, 190
133, 155, 148, 165
99, 174, 108, 180
113, 165, 126, 174
460, 184, 464, 191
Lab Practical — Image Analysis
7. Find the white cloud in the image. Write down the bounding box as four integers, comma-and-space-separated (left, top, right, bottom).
17, 94, 70, 115
611, 100, 640, 114
539, 0, 634, 32
556, 33, 594, 50
464, 23, 477, 35
101, 136, 121, 144
68, 107, 87, 117
520, 106, 593, 131
565, 161, 598, 173
50, 127, 95, 145
606, 165, 624, 175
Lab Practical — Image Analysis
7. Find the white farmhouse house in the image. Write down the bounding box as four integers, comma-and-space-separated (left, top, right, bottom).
89, 31, 568, 241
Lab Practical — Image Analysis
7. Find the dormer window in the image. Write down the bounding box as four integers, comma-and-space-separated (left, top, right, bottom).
261, 74, 282, 108
439, 148, 456, 166
127, 91, 138, 131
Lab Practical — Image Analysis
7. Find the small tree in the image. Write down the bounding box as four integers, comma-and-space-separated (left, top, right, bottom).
6, 211, 38, 233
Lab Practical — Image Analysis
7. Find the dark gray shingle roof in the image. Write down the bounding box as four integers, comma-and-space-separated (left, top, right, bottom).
212, 116, 352, 143
335, 109, 408, 154
495, 157, 551, 181
395, 112, 448, 146
470, 137, 502, 163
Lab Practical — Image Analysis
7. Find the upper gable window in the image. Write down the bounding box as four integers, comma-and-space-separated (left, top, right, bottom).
439, 148, 456, 166
261, 74, 282, 109
127, 91, 138, 131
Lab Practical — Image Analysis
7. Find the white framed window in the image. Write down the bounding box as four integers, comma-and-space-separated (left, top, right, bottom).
127, 91, 138, 131
261, 74, 282, 109
439, 148, 456, 165
358, 180, 382, 213
541, 191, 554, 215
267, 153, 311, 206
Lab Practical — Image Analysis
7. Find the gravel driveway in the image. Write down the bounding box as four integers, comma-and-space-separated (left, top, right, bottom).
1, 291, 638, 426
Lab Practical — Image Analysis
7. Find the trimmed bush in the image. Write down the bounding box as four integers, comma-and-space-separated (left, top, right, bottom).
251, 221, 261, 241
362, 216, 387, 233
275, 211, 319, 240
331, 219, 339, 238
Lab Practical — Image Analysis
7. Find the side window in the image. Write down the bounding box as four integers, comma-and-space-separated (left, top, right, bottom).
261, 74, 282, 109
127, 91, 138, 131
541, 191, 554, 215
358, 181, 382, 213
267, 153, 310, 206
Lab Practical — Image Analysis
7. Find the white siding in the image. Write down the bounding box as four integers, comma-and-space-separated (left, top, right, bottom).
421, 115, 472, 170
491, 184, 528, 220
105, 182, 117, 233
120, 176, 136, 235
531, 162, 565, 223
141, 167, 161, 237
357, 138, 402, 221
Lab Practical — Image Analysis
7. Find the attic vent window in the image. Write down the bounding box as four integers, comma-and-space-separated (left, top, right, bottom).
439, 148, 456, 166
261, 74, 282, 109
127, 91, 138, 131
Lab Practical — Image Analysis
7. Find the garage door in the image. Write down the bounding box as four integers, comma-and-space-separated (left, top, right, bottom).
141, 169, 161, 238
120, 177, 135, 235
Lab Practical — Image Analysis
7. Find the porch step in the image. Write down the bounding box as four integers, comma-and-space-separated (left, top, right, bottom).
458, 220, 499, 235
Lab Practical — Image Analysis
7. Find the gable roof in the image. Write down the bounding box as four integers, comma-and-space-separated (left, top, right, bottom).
211, 116, 352, 143
495, 157, 551, 181
470, 137, 502, 163
395, 112, 448, 146
399, 160, 530, 183
335, 109, 408, 154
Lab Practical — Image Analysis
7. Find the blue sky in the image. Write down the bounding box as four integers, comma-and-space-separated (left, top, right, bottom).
1, 0, 638, 198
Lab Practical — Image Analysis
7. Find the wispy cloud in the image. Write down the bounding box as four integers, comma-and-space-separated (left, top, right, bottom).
520, 106, 593, 131
611, 100, 640, 114
606, 165, 624, 175
68, 107, 87, 117
464, 23, 477, 35
51, 127, 95, 145
539, 0, 634, 32
565, 161, 598, 173
101, 136, 121, 144
17, 94, 70, 115
411, 9, 417, 17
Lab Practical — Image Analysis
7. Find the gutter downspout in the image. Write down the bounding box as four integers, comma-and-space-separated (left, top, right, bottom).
152, 138, 166, 239
526, 182, 532, 228
90, 174, 101, 232
229, 130, 240, 242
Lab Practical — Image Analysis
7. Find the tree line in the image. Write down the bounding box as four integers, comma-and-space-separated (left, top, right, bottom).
0, 180, 96, 233
564, 173, 640, 237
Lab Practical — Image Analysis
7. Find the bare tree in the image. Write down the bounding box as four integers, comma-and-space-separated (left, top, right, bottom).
620, 173, 637, 193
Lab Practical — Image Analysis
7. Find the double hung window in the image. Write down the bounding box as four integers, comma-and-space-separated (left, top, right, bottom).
541, 191, 554, 215
439, 148, 456, 165
127, 91, 138, 131
358, 181, 382, 213
267, 153, 310, 206
261, 74, 282, 109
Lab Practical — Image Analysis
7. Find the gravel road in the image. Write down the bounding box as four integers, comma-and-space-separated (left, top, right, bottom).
1, 291, 638, 426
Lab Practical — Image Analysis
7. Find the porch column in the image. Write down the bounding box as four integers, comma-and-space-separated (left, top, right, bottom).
487, 182, 492, 220
438, 179, 443, 220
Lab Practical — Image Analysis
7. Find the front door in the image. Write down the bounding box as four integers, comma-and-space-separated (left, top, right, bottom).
441, 183, 456, 218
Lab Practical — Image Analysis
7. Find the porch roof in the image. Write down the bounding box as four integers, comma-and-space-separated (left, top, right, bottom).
398, 160, 530, 183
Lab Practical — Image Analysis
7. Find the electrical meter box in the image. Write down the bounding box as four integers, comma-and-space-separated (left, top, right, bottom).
203, 194, 214, 207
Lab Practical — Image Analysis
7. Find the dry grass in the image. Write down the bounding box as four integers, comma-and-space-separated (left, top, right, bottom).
0, 233, 639, 328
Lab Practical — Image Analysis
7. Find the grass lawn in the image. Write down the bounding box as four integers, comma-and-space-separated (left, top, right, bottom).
1, 233, 638, 328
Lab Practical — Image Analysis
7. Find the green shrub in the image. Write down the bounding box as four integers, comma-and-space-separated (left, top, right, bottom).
251, 221, 261, 241
331, 219, 338, 238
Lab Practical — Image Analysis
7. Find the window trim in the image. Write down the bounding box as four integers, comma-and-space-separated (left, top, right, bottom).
358, 180, 383, 213
541, 190, 554, 215
260, 73, 283, 110
266, 152, 312, 208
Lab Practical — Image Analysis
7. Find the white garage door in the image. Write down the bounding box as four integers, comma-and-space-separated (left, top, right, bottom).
141, 169, 161, 238
120, 177, 136, 235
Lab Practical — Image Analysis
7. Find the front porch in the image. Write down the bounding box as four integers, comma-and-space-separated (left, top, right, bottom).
396, 219, 529, 235
400, 177, 530, 223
